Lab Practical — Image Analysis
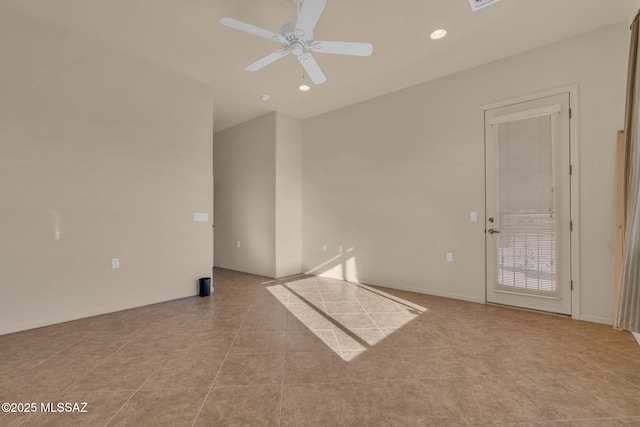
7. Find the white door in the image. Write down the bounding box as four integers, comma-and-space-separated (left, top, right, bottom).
485, 93, 572, 315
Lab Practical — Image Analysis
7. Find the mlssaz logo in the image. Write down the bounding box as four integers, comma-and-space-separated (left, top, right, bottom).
40, 402, 88, 413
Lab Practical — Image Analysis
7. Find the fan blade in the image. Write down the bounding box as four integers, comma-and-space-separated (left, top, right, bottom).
245, 50, 289, 71
220, 17, 285, 43
298, 53, 327, 85
311, 41, 373, 57
295, 0, 327, 34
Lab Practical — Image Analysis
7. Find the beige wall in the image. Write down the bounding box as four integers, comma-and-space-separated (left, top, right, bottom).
302, 23, 629, 323
275, 113, 303, 278
213, 112, 302, 279
213, 113, 277, 277
0, 9, 214, 334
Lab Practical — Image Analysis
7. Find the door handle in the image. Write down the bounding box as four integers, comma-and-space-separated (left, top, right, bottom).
488, 229, 500, 234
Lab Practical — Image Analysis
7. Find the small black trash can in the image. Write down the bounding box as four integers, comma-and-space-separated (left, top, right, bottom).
198, 277, 211, 297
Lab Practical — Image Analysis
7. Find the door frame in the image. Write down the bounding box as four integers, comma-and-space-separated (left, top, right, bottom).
482, 85, 581, 320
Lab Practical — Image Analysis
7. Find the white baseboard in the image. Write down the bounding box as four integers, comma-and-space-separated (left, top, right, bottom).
384, 284, 483, 304
633, 332, 640, 346
309, 273, 482, 304
0, 291, 197, 336
578, 314, 612, 325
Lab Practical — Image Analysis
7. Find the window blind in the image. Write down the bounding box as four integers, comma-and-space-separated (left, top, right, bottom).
495, 112, 560, 296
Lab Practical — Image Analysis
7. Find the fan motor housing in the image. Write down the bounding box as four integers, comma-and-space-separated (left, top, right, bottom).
281, 22, 312, 41
281, 22, 313, 54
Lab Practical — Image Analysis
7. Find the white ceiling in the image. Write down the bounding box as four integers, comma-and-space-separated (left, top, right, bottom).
1, 0, 634, 132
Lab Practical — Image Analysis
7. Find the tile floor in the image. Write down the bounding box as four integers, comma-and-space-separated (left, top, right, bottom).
1, 268, 640, 426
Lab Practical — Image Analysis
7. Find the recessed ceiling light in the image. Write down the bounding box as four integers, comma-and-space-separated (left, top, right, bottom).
299, 84, 311, 92
430, 29, 447, 40
260, 94, 270, 101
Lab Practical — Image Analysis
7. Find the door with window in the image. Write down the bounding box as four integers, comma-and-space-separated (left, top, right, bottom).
485, 93, 572, 315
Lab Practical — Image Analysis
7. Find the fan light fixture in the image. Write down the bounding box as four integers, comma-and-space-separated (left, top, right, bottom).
299, 84, 311, 92
220, 0, 374, 86
430, 29, 447, 40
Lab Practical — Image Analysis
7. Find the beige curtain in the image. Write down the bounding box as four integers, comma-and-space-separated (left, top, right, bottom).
618, 11, 640, 333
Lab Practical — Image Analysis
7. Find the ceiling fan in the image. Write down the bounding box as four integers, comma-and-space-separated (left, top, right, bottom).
220, 0, 373, 85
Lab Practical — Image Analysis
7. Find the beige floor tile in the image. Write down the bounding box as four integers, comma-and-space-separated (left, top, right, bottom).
351, 288, 392, 302
539, 419, 630, 426
358, 299, 405, 313
316, 281, 349, 293
24, 390, 133, 427
572, 345, 640, 371
140, 352, 224, 389
107, 388, 207, 426
287, 293, 325, 304
333, 328, 388, 351
241, 314, 287, 331
367, 311, 417, 328
475, 424, 539, 427
192, 314, 244, 334
421, 375, 538, 425
380, 325, 445, 348
285, 302, 326, 316
51, 335, 131, 359
492, 374, 612, 421
173, 332, 236, 357
455, 354, 521, 376
0, 356, 105, 394
281, 382, 366, 427
329, 313, 377, 329
113, 334, 187, 358
553, 372, 640, 417
228, 330, 286, 353
0, 393, 53, 427
193, 385, 282, 427
324, 302, 365, 314
353, 378, 453, 427
396, 346, 476, 378
245, 303, 289, 317
142, 313, 205, 336
4, 268, 640, 425
287, 289, 324, 304
215, 352, 284, 386
610, 369, 640, 388
286, 313, 334, 330
284, 351, 350, 384
285, 328, 340, 353
0, 334, 82, 365
344, 348, 414, 382
67, 354, 162, 392
319, 292, 359, 302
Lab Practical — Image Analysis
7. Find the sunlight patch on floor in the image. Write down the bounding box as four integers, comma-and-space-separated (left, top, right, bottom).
266, 275, 427, 360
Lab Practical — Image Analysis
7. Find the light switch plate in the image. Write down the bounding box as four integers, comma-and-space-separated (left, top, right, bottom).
338, 245, 343, 253
194, 212, 208, 222
111, 258, 120, 269
470, 211, 478, 222
322, 244, 327, 252
446, 253, 453, 262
